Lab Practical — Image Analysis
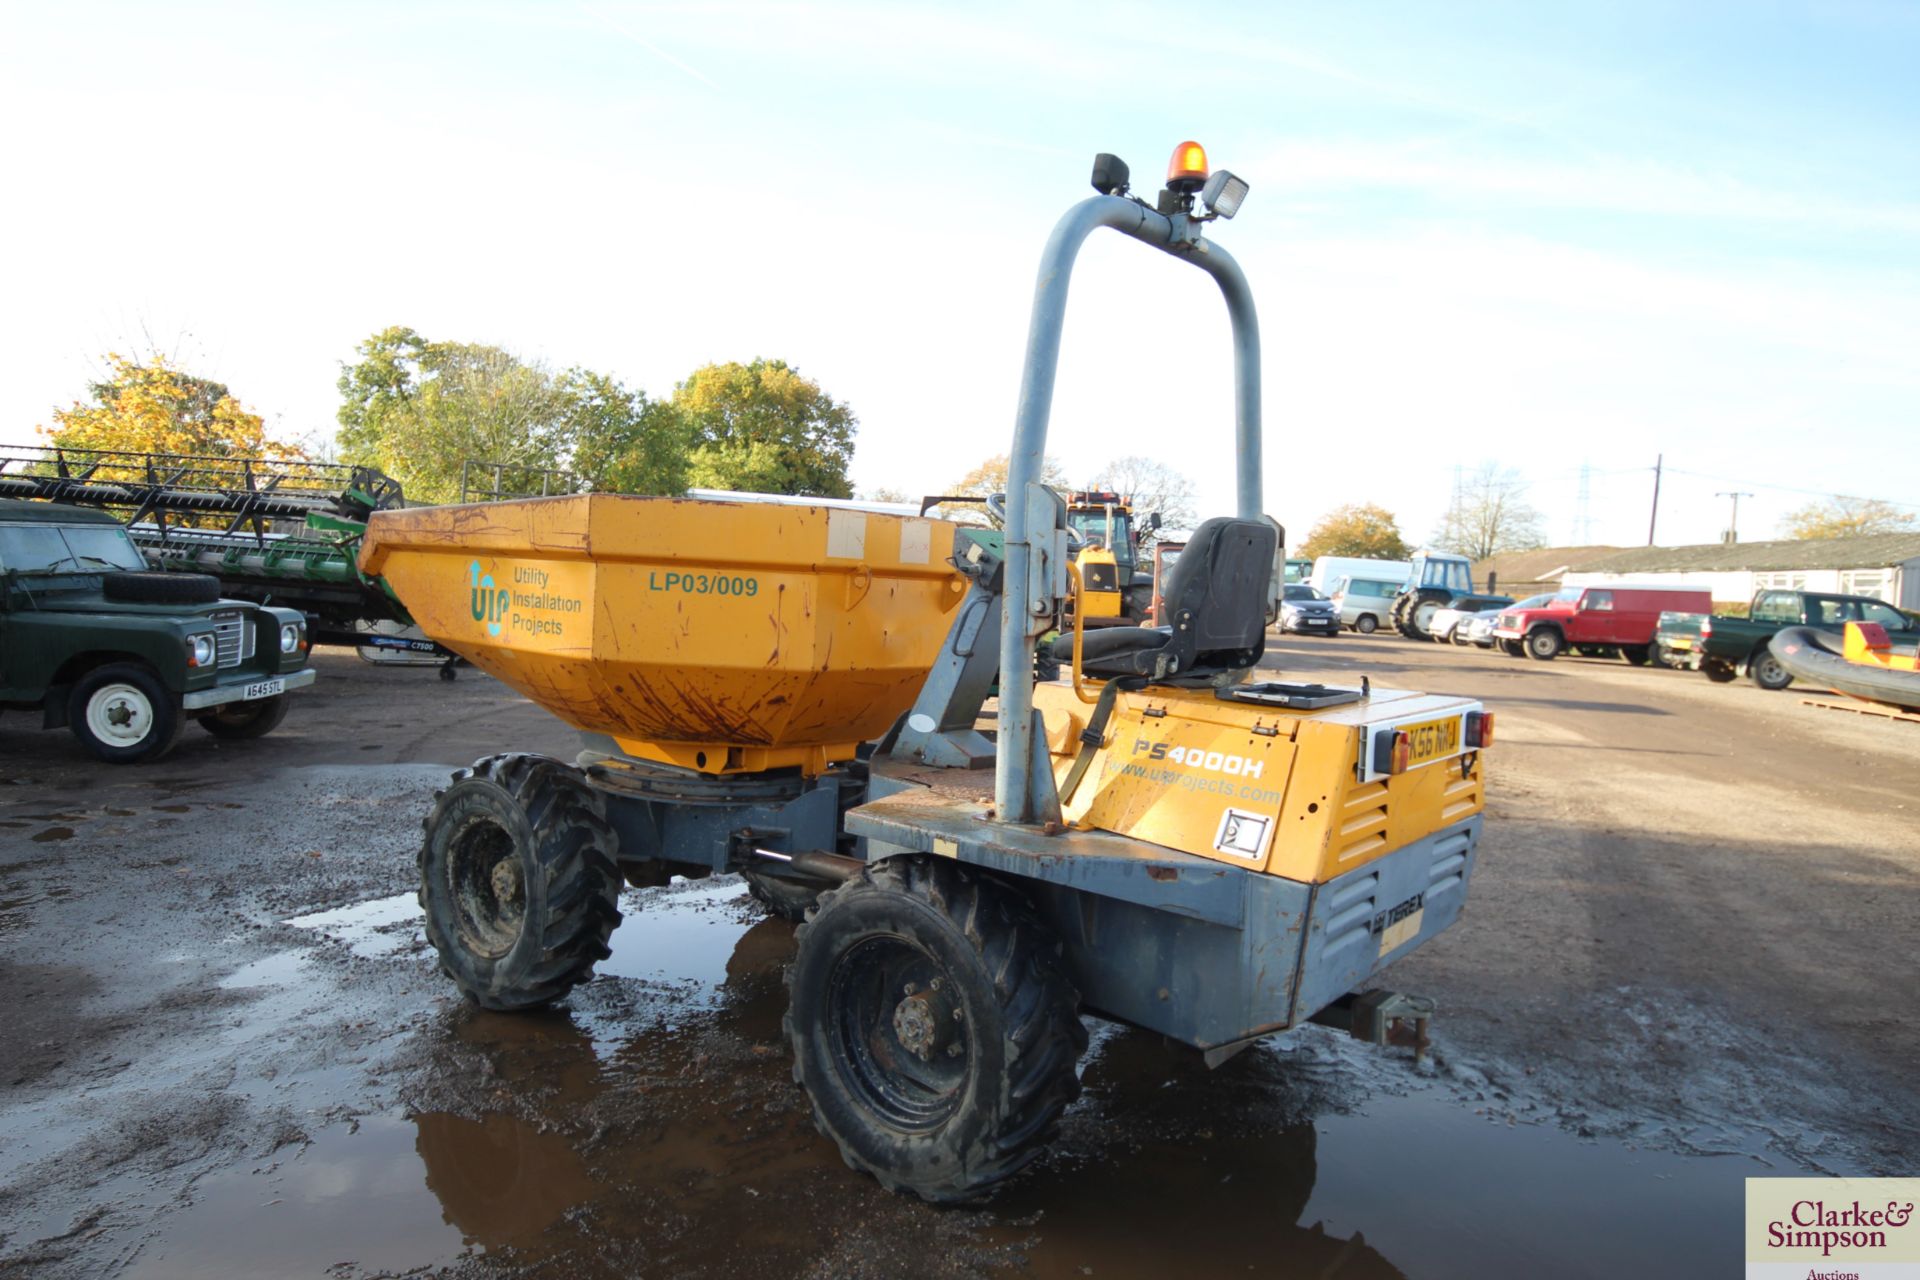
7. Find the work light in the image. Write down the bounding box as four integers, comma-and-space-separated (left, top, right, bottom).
1201, 169, 1249, 219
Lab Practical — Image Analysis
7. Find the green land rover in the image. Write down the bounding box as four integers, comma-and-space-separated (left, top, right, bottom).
0, 499, 315, 763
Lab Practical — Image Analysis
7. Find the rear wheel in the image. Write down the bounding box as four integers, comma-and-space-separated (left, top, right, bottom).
785, 857, 1085, 1203
1703, 659, 1738, 683
68, 663, 180, 763
1749, 650, 1794, 691
1355, 614, 1378, 635
198, 693, 290, 739
419, 754, 622, 1011
1619, 645, 1651, 666
1500, 638, 1524, 657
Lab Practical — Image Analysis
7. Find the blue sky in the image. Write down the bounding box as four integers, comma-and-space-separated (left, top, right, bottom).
3, 1, 1916, 547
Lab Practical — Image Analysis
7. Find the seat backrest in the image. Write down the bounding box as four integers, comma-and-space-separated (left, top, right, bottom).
1157, 517, 1277, 678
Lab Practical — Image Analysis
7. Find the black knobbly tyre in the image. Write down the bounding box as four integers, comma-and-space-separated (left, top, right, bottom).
1526, 628, 1563, 660
419, 753, 623, 1011
785, 856, 1086, 1203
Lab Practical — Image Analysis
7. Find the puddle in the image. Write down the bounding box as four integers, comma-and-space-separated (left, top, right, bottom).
152, 804, 192, 814
30, 827, 74, 842
117, 879, 1818, 1277
285, 892, 423, 960
121, 1114, 467, 1278
595, 879, 755, 999
51, 877, 1819, 1277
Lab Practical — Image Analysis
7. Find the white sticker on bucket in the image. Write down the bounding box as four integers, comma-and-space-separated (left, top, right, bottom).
827, 510, 867, 559
898, 519, 932, 565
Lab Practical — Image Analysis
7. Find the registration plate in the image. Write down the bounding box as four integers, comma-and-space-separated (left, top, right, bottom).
1401, 716, 1461, 768
240, 678, 285, 700
1669, 638, 1694, 650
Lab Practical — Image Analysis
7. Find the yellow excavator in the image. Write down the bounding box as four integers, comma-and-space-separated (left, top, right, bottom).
358, 140, 1490, 1203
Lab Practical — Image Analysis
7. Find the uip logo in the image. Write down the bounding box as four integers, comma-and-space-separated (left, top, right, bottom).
469, 561, 509, 637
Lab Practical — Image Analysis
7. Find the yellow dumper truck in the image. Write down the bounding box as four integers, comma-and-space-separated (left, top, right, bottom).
359, 142, 1490, 1202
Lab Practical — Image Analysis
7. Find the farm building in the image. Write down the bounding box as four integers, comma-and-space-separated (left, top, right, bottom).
1476, 534, 1920, 610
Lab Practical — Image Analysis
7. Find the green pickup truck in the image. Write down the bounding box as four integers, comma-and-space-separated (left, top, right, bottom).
0, 499, 316, 762
1655, 588, 1920, 690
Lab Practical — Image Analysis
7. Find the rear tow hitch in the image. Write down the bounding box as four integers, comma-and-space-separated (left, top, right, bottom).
1310, 989, 1436, 1063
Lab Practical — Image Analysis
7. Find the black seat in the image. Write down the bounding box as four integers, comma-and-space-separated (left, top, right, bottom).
1053, 517, 1276, 685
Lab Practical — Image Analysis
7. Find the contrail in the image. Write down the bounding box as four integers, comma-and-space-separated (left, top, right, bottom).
579, 4, 720, 90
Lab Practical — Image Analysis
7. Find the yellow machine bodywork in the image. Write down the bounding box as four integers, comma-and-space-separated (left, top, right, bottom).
358, 495, 965, 774
1072, 545, 1124, 619
1032, 681, 1483, 885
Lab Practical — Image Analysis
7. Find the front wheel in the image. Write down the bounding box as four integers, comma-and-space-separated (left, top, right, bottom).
1749, 650, 1794, 691
785, 857, 1085, 1203
68, 663, 180, 763
419, 754, 623, 1011
199, 694, 291, 739
1619, 645, 1651, 667
1354, 614, 1378, 635
1526, 628, 1564, 661
1703, 660, 1738, 684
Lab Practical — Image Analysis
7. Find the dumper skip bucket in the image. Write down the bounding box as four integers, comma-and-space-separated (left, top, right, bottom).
359, 495, 965, 774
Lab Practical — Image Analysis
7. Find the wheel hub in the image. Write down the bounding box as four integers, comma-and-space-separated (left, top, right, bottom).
891, 986, 949, 1060
489, 857, 524, 905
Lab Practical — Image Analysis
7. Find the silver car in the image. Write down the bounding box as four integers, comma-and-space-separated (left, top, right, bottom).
1280, 583, 1340, 635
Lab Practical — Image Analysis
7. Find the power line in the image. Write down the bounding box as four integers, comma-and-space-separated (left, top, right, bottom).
1665, 467, 1920, 512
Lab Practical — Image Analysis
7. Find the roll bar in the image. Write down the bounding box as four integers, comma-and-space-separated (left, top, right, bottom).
995, 192, 1263, 821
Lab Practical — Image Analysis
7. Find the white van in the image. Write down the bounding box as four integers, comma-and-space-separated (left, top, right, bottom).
1328, 573, 1407, 634
1307, 556, 1410, 595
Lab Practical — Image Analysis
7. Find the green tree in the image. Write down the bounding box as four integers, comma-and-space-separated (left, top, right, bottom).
1781, 496, 1916, 539
674, 359, 856, 497
562, 369, 692, 496
1300, 502, 1411, 560
336, 327, 573, 504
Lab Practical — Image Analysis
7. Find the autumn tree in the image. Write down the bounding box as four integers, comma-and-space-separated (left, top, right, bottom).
674, 359, 855, 498
1089, 455, 1197, 534
924, 453, 1072, 524
1781, 496, 1916, 539
42, 353, 296, 461
1299, 503, 1411, 560
1430, 464, 1544, 560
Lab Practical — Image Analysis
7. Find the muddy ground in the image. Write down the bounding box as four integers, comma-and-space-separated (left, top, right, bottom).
1, 638, 1914, 1278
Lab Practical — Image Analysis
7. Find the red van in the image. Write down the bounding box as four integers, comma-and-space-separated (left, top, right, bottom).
1490, 585, 1714, 663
